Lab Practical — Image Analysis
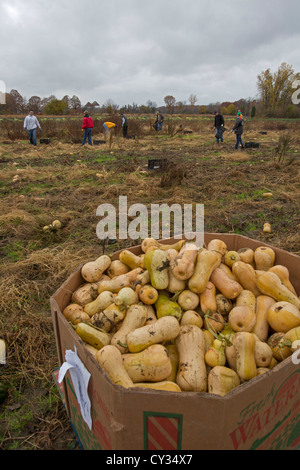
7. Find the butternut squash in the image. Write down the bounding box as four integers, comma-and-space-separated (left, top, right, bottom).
219, 263, 238, 281
134, 381, 181, 392
97, 268, 144, 294
228, 305, 256, 333
144, 249, 170, 290
285, 326, 300, 352
119, 250, 144, 270
188, 248, 220, 294
90, 303, 126, 332
84, 291, 115, 316
256, 271, 300, 309
110, 304, 148, 353
145, 305, 157, 325
207, 238, 227, 258
155, 294, 182, 320
71, 282, 98, 306
75, 322, 111, 350
236, 289, 256, 313
215, 294, 232, 318
205, 339, 226, 368
165, 342, 179, 382
138, 284, 158, 305
268, 332, 292, 361
96, 345, 134, 388
232, 332, 257, 381
114, 287, 139, 309
268, 265, 297, 295
252, 334, 273, 367
166, 249, 186, 293
63, 303, 84, 321
254, 246, 275, 271
208, 366, 240, 396
122, 344, 172, 382
178, 289, 199, 311
237, 247, 255, 266
81, 255, 111, 283
107, 259, 130, 278
127, 316, 180, 353
210, 268, 243, 300
170, 242, 198, 281
253, 295, 276, 342
232, 261, 261, 297
204, 312, 225, 333
224, 251, 240, 268
199, 281, 217, 314
68, 310, 91, 325
267, 301, 300, 333
175, 325, 207, 392
180, 310, 203, 329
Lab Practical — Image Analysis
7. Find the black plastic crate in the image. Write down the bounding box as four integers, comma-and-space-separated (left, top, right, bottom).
245, 142, 259, 149
148, 159, 169, 170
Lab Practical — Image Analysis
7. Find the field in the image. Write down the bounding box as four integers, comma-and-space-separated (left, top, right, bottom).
0, 114, 300, 450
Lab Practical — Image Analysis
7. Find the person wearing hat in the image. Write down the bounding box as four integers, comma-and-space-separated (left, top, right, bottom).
230, 110, 244, 149
81, 110, 94, 146
213, 110, 225, 143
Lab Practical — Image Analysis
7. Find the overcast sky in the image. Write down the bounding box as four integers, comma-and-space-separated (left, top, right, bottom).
1, 0, 299, 108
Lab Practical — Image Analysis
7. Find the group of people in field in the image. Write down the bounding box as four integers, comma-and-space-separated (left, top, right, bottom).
23, 108, 244, 149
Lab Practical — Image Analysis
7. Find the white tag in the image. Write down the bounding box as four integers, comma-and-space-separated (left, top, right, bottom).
58, 347, 92, 430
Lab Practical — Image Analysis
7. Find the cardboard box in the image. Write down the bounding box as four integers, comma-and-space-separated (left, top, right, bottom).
50, 233, 300, 450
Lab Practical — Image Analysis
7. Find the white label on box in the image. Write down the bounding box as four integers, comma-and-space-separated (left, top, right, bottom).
58, 347, 92, 430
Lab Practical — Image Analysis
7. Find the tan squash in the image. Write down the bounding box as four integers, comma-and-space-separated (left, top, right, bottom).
90, 303, 126, 332
107, 259, 130, 278
63, 303, 84, 321
81, 255, 111, 283
122, 344, 172, 382
236, 289, 256, 313
75, 323, 111, 350
134, 381, 181, 392
225, 344, 237, 371
253, 295, 276, 342
210, 267, 243, 300
232, 332, 257, 381
97, 268, 144, 294
138, 284, 159, 305
127, 316, 180, 353
207, 238, 227, 258
145, 305, 157, 325
188, 248, 221, 294
71, 282, 99, 306
199, 281, 217, 314
219, 263, 239, 281
224, 251, 240, 268
178, 289, 199, 311
232, 261, 261, 297
203, 329, 215, 352
228, 305, 256, 333
254, 246, 275, 271
119, 250, 144, 270
204, 339, 226, 368
84, 291, 115, 316
204, 312, 225, 333
256, 271, 300, 309
170, 242, 198, 281
237, 247, 255, 266
144, 249, 170, 290
175, 325, 207, 392
68, 310, 91, 325
215, 294, 232, 318
114, 287, 139, 309
166, 249, 186, 293
110, 304, 148, 353
96, 345, 134, 388
180, 310, 203, 328
165, 342, 179, 382
268, 265, 297, 295
208, 366, 240, 396
285, 326, 300, 352
267, 301, 300, 333
252, 334, 273, 367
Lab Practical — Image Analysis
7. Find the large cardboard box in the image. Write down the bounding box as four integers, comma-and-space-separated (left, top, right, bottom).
50, 233, 300, 450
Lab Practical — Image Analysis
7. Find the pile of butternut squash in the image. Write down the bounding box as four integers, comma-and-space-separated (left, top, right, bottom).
62, 238, 300, 397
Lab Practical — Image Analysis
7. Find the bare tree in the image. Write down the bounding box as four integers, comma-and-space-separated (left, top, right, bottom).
164, 95, 176, 113
188, 94, 198, 113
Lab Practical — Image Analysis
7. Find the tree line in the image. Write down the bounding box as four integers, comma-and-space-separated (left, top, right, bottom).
0, 63, 299, 118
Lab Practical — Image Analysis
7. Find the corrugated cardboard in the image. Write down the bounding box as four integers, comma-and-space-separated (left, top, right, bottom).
50, 233, 300, 450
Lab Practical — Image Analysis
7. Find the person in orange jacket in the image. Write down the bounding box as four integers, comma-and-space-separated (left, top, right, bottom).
81, 111, 94, 146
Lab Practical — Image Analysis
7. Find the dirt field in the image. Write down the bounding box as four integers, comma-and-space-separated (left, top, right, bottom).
0, 116, 299, 449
